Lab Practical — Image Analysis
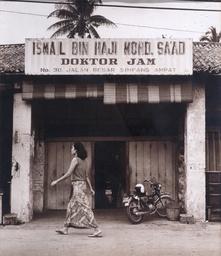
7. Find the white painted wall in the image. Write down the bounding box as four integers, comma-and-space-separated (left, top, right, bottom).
185, 82, 206, 221
11, 92, 34, 222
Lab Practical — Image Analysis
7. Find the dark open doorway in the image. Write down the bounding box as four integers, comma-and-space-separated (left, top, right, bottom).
94, 141, 126, 209
0, 88, 13, 216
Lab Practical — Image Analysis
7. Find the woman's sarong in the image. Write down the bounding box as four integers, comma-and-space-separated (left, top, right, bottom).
64, 181, 98, 229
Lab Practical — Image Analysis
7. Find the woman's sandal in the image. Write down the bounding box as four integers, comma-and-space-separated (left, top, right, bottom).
55, 229, 68, 235
88, 230, 102, 237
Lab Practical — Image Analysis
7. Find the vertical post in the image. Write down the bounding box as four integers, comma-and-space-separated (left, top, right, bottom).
11, 92, 33, 222
0, 192, 3, 224
185, 81, 206, 221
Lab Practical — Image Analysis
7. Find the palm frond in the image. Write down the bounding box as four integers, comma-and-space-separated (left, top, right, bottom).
200, 36, 211, 42
88, 25, 100, 38
47, 20, 75, 31
56, 22, 78, 37
48, 9, 79, 20
50, 25, 72, 38
67, 27, 79, 38
200, 26, 221, 42
89, 15, 117, 27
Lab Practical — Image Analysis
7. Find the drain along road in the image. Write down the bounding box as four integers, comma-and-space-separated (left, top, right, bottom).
0, 209, 220, 256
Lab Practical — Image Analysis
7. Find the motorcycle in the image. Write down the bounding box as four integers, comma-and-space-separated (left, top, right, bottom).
104, 181, 113, 205
122, 180, 173, 224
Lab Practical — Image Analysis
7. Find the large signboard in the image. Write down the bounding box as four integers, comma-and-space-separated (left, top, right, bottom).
25, 38, 193, 75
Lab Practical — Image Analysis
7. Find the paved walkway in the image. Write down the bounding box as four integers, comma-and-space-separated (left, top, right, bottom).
0, 209, 220, 256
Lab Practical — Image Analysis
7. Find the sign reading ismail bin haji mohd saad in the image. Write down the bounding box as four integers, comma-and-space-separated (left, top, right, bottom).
25, 38, 193, 75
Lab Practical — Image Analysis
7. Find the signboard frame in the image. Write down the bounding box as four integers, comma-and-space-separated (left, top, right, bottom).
25, 38, 193, 75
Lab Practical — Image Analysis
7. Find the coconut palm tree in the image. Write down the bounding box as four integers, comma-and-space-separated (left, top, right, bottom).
200, 26, 221, 42
47, 0, 116, 38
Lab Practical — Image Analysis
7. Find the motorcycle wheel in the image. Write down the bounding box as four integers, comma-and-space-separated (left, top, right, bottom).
126, 199, 143, 224
155, 195, 173, 217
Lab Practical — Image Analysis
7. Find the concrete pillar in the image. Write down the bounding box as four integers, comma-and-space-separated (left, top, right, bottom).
11, 92, 34, 222
185, 81, 206, 221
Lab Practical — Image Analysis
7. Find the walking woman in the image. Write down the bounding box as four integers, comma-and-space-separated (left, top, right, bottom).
51, 142, 102, 237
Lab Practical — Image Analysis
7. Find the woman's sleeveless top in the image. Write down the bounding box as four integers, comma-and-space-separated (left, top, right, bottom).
71, 157, 88, 181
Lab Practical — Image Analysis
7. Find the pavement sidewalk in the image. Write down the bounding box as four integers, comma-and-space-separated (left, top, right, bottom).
0, 209, 220, 256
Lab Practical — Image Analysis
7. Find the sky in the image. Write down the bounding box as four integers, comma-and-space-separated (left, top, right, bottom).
0, 0, 220, 44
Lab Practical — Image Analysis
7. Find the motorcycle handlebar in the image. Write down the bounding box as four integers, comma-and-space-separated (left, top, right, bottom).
143, 180, 159, 187
144, 179, 153, 184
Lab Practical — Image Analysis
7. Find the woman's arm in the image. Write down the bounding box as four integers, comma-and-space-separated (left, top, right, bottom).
51, 158, 78, 186
86, 177, 95, 195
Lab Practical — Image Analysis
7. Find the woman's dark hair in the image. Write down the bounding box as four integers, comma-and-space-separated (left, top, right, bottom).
73, 142, 87, 160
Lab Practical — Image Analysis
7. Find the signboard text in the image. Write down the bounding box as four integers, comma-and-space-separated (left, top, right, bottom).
25, 38, 193, 75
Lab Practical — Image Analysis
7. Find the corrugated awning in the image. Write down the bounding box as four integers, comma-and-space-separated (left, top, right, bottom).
22, 81, 192, 103
22, 82, 104, 100
104, 82, 193, 104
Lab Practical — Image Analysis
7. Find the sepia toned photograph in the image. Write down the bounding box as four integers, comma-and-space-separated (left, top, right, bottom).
0, 1, 220, 255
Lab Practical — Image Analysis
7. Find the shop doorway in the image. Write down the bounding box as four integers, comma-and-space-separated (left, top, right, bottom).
94, 141, 126, 209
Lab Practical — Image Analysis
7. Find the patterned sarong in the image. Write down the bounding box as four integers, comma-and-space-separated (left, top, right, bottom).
64, 181, 98, 229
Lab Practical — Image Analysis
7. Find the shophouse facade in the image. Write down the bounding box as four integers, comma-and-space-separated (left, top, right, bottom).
0, 39, 220, 222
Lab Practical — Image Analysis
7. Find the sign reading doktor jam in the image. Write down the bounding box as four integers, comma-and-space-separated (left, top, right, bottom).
25, 38, 193, 75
